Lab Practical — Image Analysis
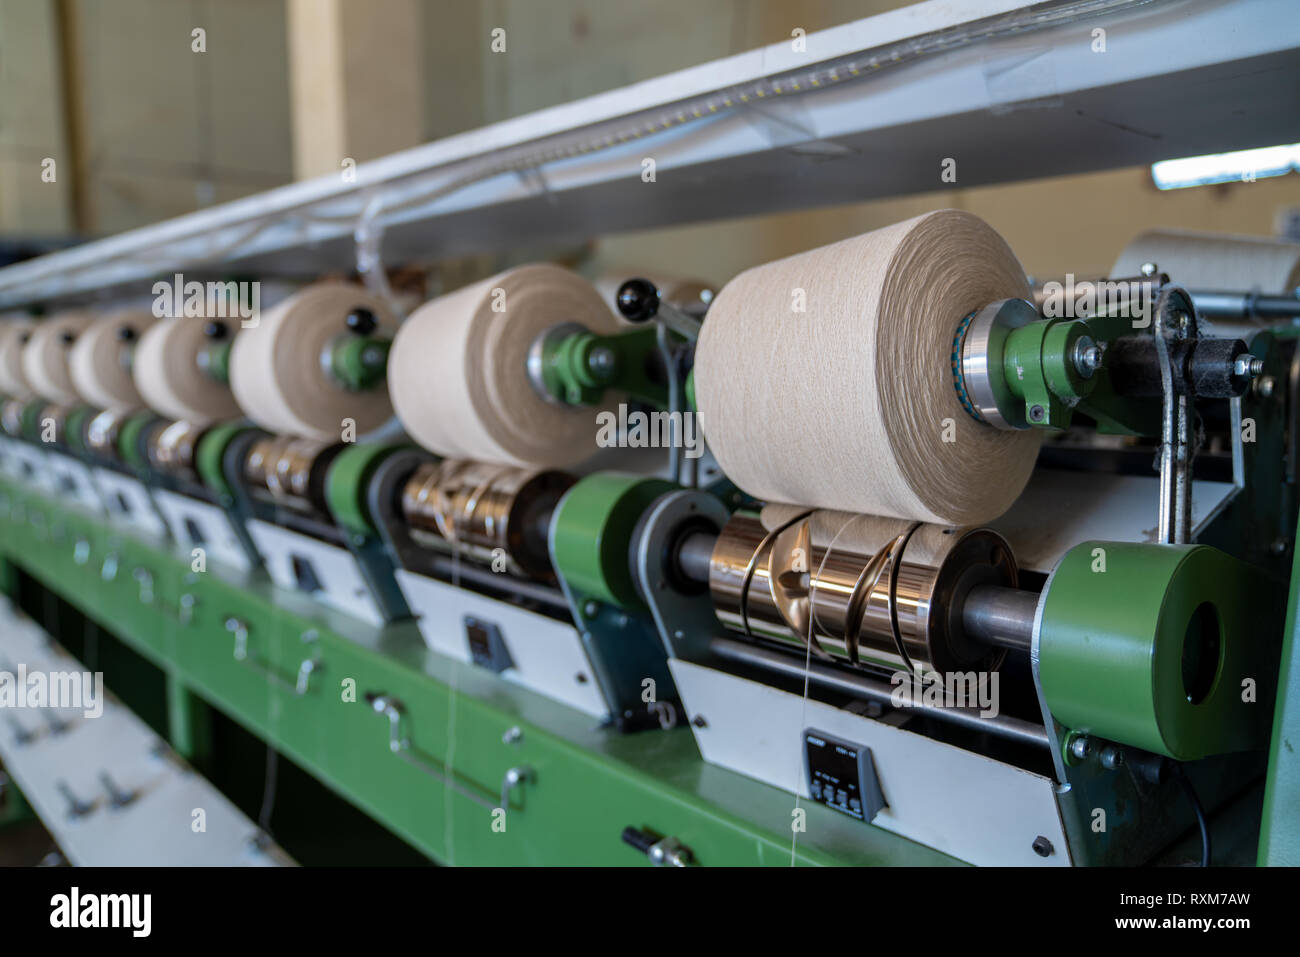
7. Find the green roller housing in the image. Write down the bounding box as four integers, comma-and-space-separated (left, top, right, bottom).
1039, 540, 1280, 761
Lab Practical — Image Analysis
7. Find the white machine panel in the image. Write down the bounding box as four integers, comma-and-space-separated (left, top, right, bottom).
247, 518, 383, 626
153, 488, 253, 573
670, 659, 1070, 867
395, 569, 608, 720
0, 597, 293, 866
2, 439, 56, 495
91, 468, 169, 542
993, 468, 1237, 574
44, 451, 105, 515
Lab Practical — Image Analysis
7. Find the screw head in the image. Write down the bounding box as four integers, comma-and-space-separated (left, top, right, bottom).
1032, 836, 1054, 857
587, 346, 616, 377
1069, 735, 1092, 761
1029, 405, 1046, 422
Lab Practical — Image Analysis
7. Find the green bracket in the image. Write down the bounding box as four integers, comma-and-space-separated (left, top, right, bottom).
63, 405, 95, 453
997, 315, 1096, 430
116, 411, 160, 471
19, 399, 45, 442
1260, 507, 1300, 864
537, 326, 669, 408
330, 335, 391, 392
195, 422, 257, 500
325, 442, 409, 536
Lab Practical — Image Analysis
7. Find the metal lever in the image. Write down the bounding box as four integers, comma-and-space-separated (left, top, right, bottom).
500, 765, 533, 812
132, 567, 154, 604
1152, 286, 1197, 544
365, 692, 497, 810
621, 826, 696, 866
6, 715, 37, 746
225, 618, 321, 696
57, 780, 95, 818
616, 278, 703, 341
99, 771, 137, 810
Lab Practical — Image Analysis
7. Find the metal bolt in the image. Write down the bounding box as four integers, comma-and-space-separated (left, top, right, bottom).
1031, 835, 1054, 857
502, 726, 523, 745
1029, 405, 1046, 422
1099, 745, 1124, 770
1234, 354, 1264, 378
582, 600, 600, 618
1255, 375, 1276, 399
1069, 734, 1091, 761
692, 714, 708, 729
1072, 336, 1102, 379
587, 346, 617, 378
1140, 262, 1158, 277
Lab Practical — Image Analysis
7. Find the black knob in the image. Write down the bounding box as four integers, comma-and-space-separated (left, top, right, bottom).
621, 826, 656, 854
116, 325, 137, 343
616, 279, 660, 323
203, 320, 229, 340
345, 308, 378, 336
59, 330, 77, 346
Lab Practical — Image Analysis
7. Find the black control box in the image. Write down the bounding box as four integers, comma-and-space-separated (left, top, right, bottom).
803, 729, 885, 823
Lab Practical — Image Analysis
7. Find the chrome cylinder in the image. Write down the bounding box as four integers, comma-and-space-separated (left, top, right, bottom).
1, 399, 26, 438
244, 434, 335, 513
86, 409, 128, 460
709, 510, 1016, 675
401, 458, 573, 581
149, 419, 204, 478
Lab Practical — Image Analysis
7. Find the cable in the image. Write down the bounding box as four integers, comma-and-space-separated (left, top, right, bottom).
258, 744, 280, 840
1171, 761, 1211, 867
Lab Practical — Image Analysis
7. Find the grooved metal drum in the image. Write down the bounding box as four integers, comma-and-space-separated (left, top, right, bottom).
709, 509, 1016, 675
401, 458, 573, 580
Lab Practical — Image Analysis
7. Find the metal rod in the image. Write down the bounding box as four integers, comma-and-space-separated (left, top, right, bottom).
1190, 291, 1300, 321
424, 553, 570, 612
709, 636, 1049, 749
961, 585, 1038, 653
675, 529, 716, 584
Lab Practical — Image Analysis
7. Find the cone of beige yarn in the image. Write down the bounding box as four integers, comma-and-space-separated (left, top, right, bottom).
695, 209, 1041, 525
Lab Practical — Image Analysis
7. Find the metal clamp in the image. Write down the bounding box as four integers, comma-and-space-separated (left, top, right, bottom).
224, 618, 321, 696
365, 692, 498, 810
99, 771, 137, 810
500, 765, 533, 811
57, 780, 95, 819
621, 826, 696, 866
132, 567, 154, 604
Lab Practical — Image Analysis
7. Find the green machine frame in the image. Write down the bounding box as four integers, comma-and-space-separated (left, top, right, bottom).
0, 475, 953, 866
